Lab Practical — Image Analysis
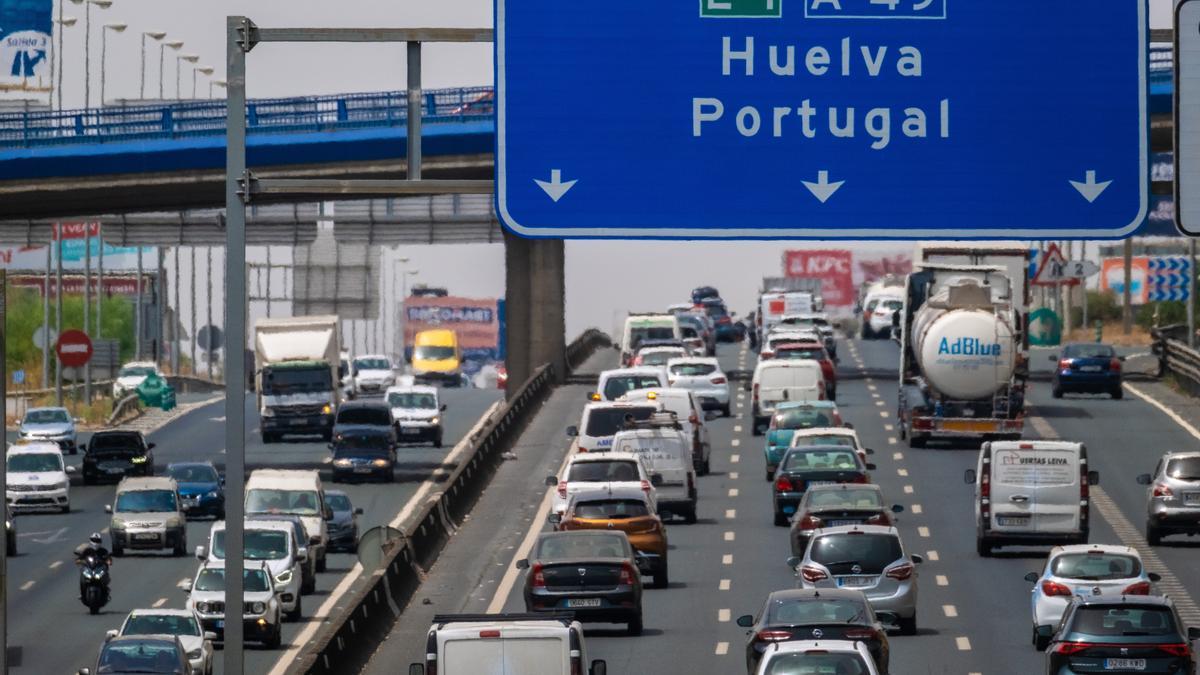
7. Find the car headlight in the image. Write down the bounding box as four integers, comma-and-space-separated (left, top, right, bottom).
130, 455, 148, 464
195, 601, 209, 613
56, 481, 69, 490
261, 407, 276, 417
5, 521, 10, 530
206, 490, 220, 499
429, 417, 440, 426
250, 601, 266, 614
333, 459, 352, 468
165, 515, 184, 528
110, 517, 126, 529
187, 648, 202, 659
321, 404, 332, 415
371, 458, 390, 468
274, 570, 293, 586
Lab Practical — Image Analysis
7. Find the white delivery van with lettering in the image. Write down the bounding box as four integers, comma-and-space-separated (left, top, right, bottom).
965, 441, 1097, 557
410, 614, 606, 675
611, 415, 697, 523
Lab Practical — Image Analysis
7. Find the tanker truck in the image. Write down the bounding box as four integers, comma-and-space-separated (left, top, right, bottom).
897, 261, 1029, 448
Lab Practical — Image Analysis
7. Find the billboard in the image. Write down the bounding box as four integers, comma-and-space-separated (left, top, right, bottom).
403, 296, 504, 361
0, 0, 51, 92
1101, 257, 1150, 305
0, 223, 154, 271
784, 250, 855, 307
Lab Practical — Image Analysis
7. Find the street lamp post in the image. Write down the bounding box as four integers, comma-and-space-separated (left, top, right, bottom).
192, 65, 213, 99
176, 53, 198, 100
159, 40, 182, 99
53, 15, 77, 110
83, 0, 113, 108
139, 31, 166, 99
99, 22, 127, 106
209, 79, 226, 99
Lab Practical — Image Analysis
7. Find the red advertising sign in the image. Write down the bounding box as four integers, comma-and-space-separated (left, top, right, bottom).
784, 250, 855, 306
52, 222, 100, 240
56, 329, 93, 368
403, 296, 502, 358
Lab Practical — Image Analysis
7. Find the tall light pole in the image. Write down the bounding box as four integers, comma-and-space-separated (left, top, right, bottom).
176, 53, 198, 100
99, 22, 126, 106
159, 40, 182, 99
53, 15, 77, 110
392, 256, 409, 359
209, 79, 226, 99
192, 65, 213, 99
139, 30, 166, 99
83, 0, 113, 108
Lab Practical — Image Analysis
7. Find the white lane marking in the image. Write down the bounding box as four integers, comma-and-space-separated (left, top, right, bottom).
19, 580, 34, 591
956, 637, 972, 651
911, 504, 923, 514
867, 384, 877, 392
897, 468, 909, 477
715, 642, 729, 655
726, 509, 737, 519
943, 604, 958, 618
731, 454, 740, 464
48, 560, 62, 570
936, 575, 949, 586
153, 597, 168, 608
1124, 382, 1200, 440
176, 578, 191, 589
719, 579, 731, 591
731, 439, 741, 447
918, 526, 930, 538
926, 550, 939, 561
724, 531, 736, 542
728, 488, 739, 498
893, 452, 903, 461
879, 411, 889, 419
730, 472, 739, 480
737, 393, 746, 400
718, 608, 731, 622
874, 400, 885, 407
903, 485, 914, 494
733, 425, 743, 433
736, 401, 745, 409
887, 438, 897, 445
723, 554, 733, 565
884, 424, 894, 431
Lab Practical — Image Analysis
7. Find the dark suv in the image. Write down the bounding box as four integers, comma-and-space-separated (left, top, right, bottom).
1042, 595, 1200, 674
82, 431, 155, 484
332, 401, 396, 448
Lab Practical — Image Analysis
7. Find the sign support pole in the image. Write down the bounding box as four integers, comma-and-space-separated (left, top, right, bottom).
42, 244, 50, 388
1190, 239, 1197, 348
1123, 239, 1134, 336
55, 232, 63, 406
1081, 241, 1089, 333
1, 269, 8, 675
84, 224, 92, 403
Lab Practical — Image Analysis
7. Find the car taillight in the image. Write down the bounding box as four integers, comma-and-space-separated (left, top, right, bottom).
798, 514, 822, 530
753, 383, 759, 402
775, 476, 795, 492
425, 660, 437, 675
1059, 359, 1072, 370
687, 473, 694, 492
689, 415, 699, 425
711, 377, 727, 385
1110, 357, 1122, 372
479, 630, 501, 638
866, 513, 891, 525
531, 564, 546, 588
1154, 484, 1174, 498
851, 474, 868, 484
755, 630, 792, 642
886, 563, 914, 581
570, 655, 583, 675
1157, 643, 1192, 657
761, 351, 774, 359
1054, 642, 1092, 656
641, 479, 652, 493
980, 471, 990, 498
818, 389, 826, 400
800, 565, 828, 582
1122, 581, 1152, 595
1041, 580, 1072, 597
557, 481, 568, 498
844, 628, 879, 641
619, 562, 636, 586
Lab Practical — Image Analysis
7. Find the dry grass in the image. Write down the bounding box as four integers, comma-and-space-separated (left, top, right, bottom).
1064, 322, 1154, 347
6, 392, 119, 428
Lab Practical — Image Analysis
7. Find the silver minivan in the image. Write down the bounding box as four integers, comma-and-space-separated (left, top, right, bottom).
106, 476, 187, 556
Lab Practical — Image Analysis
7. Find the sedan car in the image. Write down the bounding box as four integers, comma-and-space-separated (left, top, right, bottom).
773, 445, 874, 526
1041, 595, 1200, 675
518, 530, 644, 635
1025, 544, 1160, 650
763, 403, 845, 481
81, 431, 155, 484
79, 635, 191, 675
737, 589, 891, 675
324, 490, 362, 553
791, 525, 922, 635
166, 462, 224, 519
1138, 451, 1200, 545
1051, 343, 1124, 399
791, 484, 903, 557
329, 428, 395, 482
552, 487, 669, 588
17, 406, 78, 453
106, 609, 216, 675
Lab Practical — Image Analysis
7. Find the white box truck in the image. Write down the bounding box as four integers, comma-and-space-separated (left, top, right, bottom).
254, 316, 343, 443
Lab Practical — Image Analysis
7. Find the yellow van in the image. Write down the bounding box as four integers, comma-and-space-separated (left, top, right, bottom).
411, 329, 462, 387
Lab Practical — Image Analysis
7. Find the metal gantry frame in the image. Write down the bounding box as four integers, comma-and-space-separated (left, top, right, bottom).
223, 17, 492, 673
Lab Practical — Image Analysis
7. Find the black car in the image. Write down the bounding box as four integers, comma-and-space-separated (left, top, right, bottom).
324, 490, 362, 553
737, 588, 891, 675
81, 431, 155, 484
329, 428, 395, 482
773, 445, 876, 527
790, 484, 904, 557
1042, 595, 1200, 675
518, 530, 644, 636
332, 401, 397, 449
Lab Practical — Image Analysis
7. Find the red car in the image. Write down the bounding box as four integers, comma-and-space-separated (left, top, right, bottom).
771, 341, 837, 400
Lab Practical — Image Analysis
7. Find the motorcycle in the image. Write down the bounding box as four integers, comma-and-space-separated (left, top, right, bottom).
77, 552, 111, 615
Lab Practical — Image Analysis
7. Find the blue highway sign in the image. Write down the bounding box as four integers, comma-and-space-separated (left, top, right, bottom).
496, 0, 1148, 239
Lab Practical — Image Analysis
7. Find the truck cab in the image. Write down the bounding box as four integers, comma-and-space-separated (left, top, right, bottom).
255, 316, 342, 444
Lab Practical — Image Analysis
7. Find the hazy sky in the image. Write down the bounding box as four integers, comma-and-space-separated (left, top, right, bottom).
1, 1, 1176, 343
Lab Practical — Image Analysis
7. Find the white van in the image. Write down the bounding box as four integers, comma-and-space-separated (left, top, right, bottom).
750, 361, 826, 434
245, 469, 331, 572
965, 441, 1097, 557
612, 416, 698, 523
568, 401, 659, 454
6, 441, 74, 513
619, 314, 681, 366
620, 388, 713, 475
410, 614, 606, 675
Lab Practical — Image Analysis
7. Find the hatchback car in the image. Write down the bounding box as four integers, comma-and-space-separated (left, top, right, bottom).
329, 428, 395, 483
6, 442, 74, 513
324, 490, 362, 553
82, 431, 156, 484
1025, 544, 1160, 650
791, 525, 922, 635
106, 609, 216, 675
518, 530, 644, 635
752, 640, 879, 675
737, 589, 891, 674
773, 446, 874, 526
17, 406, 78, 453
1041, 595, 1200, 675
665, 358, 731, 416
1051, 343, 1124, 399
552, 487, 669, 588
791, 484, 903, 557
763, 403, 846, 480
166, 462, 224, 519
1138, 451, 1200, 545
79, 635, 191, 675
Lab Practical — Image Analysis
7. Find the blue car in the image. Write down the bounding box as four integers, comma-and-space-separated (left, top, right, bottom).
762, 402, 843, 481
1051, 343, 1123, 399
166, 461, 225, 519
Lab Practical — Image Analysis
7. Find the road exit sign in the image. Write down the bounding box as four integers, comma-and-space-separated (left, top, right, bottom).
700, 0, 781, 18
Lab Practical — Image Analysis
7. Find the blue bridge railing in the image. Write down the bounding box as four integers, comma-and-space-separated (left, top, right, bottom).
0, 86, 494, 150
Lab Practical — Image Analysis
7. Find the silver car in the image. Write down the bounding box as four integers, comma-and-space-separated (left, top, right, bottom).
17, 407, 78, 454
788, 525, 922, 635
1137, 451, 1200, 544
107, 609, 217, 675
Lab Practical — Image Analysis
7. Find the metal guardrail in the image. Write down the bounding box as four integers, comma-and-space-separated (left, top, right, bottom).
0, 86, 493, 150
565, 328, 612, 373
1153, 325, 1200, 397
105, 394, 141, 426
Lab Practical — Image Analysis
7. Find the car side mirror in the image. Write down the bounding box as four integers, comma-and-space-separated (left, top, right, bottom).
875, 611, 900, 631
1119, 355, 1127, 362
590, 661, 607, 675
743, 382, 752, 393
309, 535, 321, 546
736, 614, 755, 628
890, 504, 904, 513
440, 403, 447, 412
78, 669, 92, 675
865, 463, 877, 471
1024, 572, 1041, 583
104, 505, 113, 514
864, 448, 875, 455
911, 554, 924, 564
409, 665, 425, 675
1149, 572, 1162, 582
546, 476, 558, 487
65, 466, 76, 474
354, 507, 364, 515
705, 411, 718, 422
105, 629, 118, 640
1087, 471, 1100, 486
203, 631, 218, 641
566, 426, 579, 438
964, 469, 976, 485
1136, 473, 1153, 485
547, 513, 562, 525
843, 422, 855, 430
1035, 625, 1055, 639
182, 579, 193, 593
296, 548, 308, 563
650, 474, 664, 487
515, 559, 530, 570
195, 545, 207, 560
785, 556, 801, 569
1189, 626, 1200, 640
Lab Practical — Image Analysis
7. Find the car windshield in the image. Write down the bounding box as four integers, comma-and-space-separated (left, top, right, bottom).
807, 489, 883, 510
115, 490, 177, 513
193, 568, 271, 593
167, 465, 218, 484
1071, 607, 1176, 636
335, 435, 391, 452
7, 453, 62, 473
414, 345, 455, 360
640, 350, 684, 366
118, 366, 156, 378
785, 450, 860, 471
603, 376, 662, 400
1166, 457, 1200, 481
764, 653, 871, 675
568, 460, 641, 482
537, 534, 627, 559
123, 614, 200, 637
1051, 552, 1142, 580
325, 493, 352, 511
262, 366, 332, 394
1064, 344, 1115, 359
794, 435, 856, 449
246, 489, 321, 516
336, 407, 391, 426
584, 407, 656, 436
774, 409, 836, 430
23, 409, 69, 424
670, 363, 716, 377
97, 640, 182, 674
213, 530, 288, 561
354, 358, 390, 370
387, 392, 437, 409
766, 597, 868, 625
630, 326, 675, 348
880, 299, 904, 311
810, 533, 903, 575
778, 348, 825, 361
88, 434, 142, 451
573, 499, 650, 520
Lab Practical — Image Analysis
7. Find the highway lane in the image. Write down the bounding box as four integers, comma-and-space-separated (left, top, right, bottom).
5, 386, 502, 674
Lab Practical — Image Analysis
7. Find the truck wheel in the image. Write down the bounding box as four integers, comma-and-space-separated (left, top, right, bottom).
287, 595, 303, 622
684, 506, 697, 524
899, 615, 918, 636
433, 432, 443, 449
266, 623, 282, 649
975, 536, 992, 557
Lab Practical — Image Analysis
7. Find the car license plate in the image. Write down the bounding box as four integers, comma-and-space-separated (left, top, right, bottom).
808, 481, 836, 487
566, 598, 602, 608
997, 515, 1030, 527
290, 419, 307, 426
216, 620, 224, 629
1104, 659, 1145, 670
133, 533, 157, 541
828, 520, 858, 527
1185, 492, 1200, 506
105, 468, 125, 475
838, 576, 873, 588
1080, 365, 1103, 372
353, 467, 373, 474
402, 428, 422, 435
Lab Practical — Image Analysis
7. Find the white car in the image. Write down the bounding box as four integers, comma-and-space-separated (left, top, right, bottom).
349, 354, 396, 398
106, 609, 217, 675
862, 293, 904, 339
6, 442, 73, 513
634, 346, 688, 368
665, 357, 731, 417
386, 385, 445, 447
790, 427, 873, 464
198, 519, 305, 621
113, 361, 163, 399
185, 561, 282, 648
752, 640, 879, 675
1024, 544, 1160, 650
568, 400, 661, 454
547, 451, 659, 516
594, 367, 666, 402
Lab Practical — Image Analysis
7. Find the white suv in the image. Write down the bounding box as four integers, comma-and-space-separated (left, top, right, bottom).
6, 442, 73, 513
198, 520, 306, 621
185, 561, 282, 648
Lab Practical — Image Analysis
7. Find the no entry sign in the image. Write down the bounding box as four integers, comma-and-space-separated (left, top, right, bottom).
56, 329, 93, 368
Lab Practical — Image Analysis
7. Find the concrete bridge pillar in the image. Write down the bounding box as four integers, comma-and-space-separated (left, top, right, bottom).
504, 231, 565, 397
